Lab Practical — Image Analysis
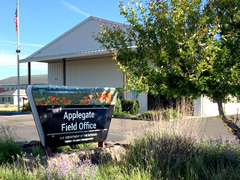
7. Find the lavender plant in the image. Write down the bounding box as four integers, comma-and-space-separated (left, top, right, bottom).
43, 155, 97, 180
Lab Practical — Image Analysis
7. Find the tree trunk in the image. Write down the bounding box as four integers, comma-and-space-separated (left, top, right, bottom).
216, 98, 240, 140
216, 98, 227, 120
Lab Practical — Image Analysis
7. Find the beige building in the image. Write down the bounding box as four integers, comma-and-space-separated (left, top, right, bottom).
21, 16, 239, 116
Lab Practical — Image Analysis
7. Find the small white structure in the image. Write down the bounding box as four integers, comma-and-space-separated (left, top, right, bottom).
21, 16, 239, 116
194, 96, 240, 117
0, 89, 28, 106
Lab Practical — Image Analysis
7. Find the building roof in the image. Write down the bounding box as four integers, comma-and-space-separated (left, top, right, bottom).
21, 16, 127, 63
0, 89, 26, 96
0, 74, 48, 85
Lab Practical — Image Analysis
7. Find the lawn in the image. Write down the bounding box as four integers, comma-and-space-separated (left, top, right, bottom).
0, 105, 22, 112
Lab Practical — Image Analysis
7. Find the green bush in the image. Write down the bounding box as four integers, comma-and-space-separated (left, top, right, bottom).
123, 132, 240, 179
32, 145, 45, 156
124, 133, 196, 178
54, 143, 94, 153
113, 111, 132, 118
121, 99, 140, 115
140, 109, 182, 120
114, 98, 122, 113
22, 102, 31, 112
0, 126, 22, 164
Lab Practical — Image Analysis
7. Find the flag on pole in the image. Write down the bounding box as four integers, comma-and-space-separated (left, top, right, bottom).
14, 9, 18, 34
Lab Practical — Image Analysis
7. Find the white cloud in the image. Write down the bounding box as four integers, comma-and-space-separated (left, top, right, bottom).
61, 1, 90, 17
3, 40, 44, 47
0, 52, 47, 72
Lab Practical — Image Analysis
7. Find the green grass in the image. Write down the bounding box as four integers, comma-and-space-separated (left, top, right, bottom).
54, 143, 94, 153
97, 163, 151, 180
113, 111, 132, 118
139, 109, 182, 120
31, 145, 45, 156
122, 133, 240, 179
0, 125, 22, 164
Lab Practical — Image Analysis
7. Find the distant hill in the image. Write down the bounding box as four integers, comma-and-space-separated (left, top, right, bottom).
0, 74, 48, 85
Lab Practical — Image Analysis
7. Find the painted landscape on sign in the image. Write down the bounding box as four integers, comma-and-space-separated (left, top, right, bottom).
31, 85, 117, 106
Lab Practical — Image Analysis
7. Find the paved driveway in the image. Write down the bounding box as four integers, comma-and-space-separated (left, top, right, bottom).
0, 114, 238, 143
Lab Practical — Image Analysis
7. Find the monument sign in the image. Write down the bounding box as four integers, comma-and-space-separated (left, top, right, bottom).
27, 85, 117, 148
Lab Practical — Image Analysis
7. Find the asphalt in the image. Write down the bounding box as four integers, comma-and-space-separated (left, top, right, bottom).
0, 114, 239, 143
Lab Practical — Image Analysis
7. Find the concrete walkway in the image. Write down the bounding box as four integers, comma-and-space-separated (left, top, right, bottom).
0, 114, 238, 143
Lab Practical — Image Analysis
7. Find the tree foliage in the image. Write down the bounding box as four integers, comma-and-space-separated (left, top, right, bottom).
96, 0, 240, 118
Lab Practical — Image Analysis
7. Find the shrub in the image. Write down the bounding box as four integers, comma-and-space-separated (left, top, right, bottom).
139, 109, 182, 120
22, 102, 31, 112
32, 145, 45, 156
121, 99, 140, 115
0, 125, 22, 164
113, 111, 132, 118
43, 156, 97, 180
123, 131, 240, 179
114, 98, 122, 113
55, 143, 93, 153
124, 133, 196, 178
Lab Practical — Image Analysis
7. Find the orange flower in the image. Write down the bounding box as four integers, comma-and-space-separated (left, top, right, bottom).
41, 100, 47, 105
67, 100, 72, 105
80, 100, 84, 104
56, 98, 60, 102
59, 100, 63, 103
53, 101, 58, 105
89, 95, 93, 100
97, 94, 103, 101
35, 102, 41, 106
48, 96, 55, 101
83, 96, 88, 100
62, 97, 66, 101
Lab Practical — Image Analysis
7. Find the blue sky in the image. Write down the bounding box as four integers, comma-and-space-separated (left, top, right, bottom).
0, 0, 126, 80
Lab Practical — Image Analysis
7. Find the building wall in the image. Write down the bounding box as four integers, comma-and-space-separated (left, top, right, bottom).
0, 95, 27, 106
47, 57, 148, 113
194, 96, 240, 117
66, 57, 124, 88
48, 57, 124, 88
32, 18, 113, 59
0, 96, 13, 104
48, 62, 63, 85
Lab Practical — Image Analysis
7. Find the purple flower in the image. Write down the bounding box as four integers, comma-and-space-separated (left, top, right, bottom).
42, 155, 97, 179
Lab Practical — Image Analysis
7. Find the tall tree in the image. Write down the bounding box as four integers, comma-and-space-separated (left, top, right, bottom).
96, 0, 240, 136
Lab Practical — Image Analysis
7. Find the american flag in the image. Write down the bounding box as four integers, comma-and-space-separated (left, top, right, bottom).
14, 9, 18, 33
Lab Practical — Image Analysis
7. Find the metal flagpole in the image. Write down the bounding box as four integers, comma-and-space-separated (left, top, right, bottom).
16, 0, 20, 112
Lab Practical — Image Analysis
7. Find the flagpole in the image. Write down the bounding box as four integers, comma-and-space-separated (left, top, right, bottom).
16, 0, 20, 112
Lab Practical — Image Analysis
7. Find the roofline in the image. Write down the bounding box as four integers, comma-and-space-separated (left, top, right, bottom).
0, 83, 48, 86
21, 16, 127, 62
20, 49, 113, 63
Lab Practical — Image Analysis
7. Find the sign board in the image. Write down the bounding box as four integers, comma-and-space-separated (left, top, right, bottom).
27, 85, 117, 147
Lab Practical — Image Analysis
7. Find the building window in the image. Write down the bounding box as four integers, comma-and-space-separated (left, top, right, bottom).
2, 97, 4, 103
8, 97, 11, 103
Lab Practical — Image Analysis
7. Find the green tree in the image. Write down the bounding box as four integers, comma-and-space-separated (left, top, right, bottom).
96, 0, 240, 137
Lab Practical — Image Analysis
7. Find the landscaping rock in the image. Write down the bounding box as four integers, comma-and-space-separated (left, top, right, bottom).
17, 141, 128, 166
61, 143, 127, 164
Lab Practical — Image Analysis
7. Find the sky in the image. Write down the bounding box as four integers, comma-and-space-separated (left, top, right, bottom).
0, 0, 126, 80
